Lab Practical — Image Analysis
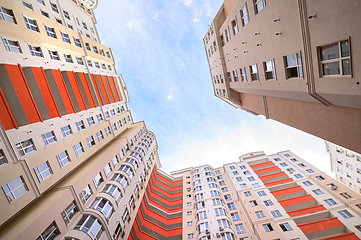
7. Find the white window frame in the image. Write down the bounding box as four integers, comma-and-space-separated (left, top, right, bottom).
2, 176, 28, 203
34, 161, 52, 182
56, 150, 70, 168
73, 142, 84, 157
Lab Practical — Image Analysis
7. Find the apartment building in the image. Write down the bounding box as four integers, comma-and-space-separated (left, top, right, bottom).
326, 141, 361, 195
176, 151, 361, 240
203, 0, 361, 155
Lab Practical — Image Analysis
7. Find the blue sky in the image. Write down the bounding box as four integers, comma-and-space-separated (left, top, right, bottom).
95, 0, 333, 176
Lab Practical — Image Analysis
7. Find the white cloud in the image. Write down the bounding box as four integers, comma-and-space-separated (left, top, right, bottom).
183, 0, 192, 7
193, 15, 200, 22
127, 22, 134, 28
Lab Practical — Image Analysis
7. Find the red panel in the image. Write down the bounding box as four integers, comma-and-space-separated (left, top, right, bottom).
33, 67, 61, 118
52, 69, 75, 114
298, 217, 343, 234
6, 64, 42, 124
271, 185, 304, 197
96, 74, 110, 104
146, 190, 182, 213
260, 172, 287, 181
320, 232, 360, 240
78, 72, 96, 108
150, 177, 183, 197
279, 194, 315, 207
110, 76, 120, 102
140, 199, 182, 225
0, 86, 17, 130
265, 178, 293, 187
127, 232, 135, 240
154, 168, 183, 185
66, 71, 86, 111
249, 161, 274, 169
129, 218, 158, 240
147, 183, 183, 205
254, 166, 280, 175
287, 204, 326, 217
90, 74, 104, 106
103, 75, 115, 102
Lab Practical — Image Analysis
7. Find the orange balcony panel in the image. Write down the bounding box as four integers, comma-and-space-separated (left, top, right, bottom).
298, 217, 344, 234
249, 161, 274, 169
265, 178, 294, 187
0, 86, 17, 130
260, 171, 287, 181
254, 166, 280, 175
271, 185, 304, 197
279, 194, 315, 207
287, 204, 326, 217
320, 232, 361, 240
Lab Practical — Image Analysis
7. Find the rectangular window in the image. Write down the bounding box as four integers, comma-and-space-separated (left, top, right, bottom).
67, 24, 73, 30
303, 181, 313, 186
74, 37, 81, 47
258, 191, 266, 196
231, 16, 238, 35
56, 151, 70, 168
61, 125, 72, 137
249, 200, 258, 206
82, 22, 87, 29
294, 174, 303, 179
22, 1, 33, 10
87, 60, 92, 67
231, 212, 240, 221
95, 62, 100, 68
63, 10, 70, 19
227, 203, 236, 210
250, 64, 259, 81
306, 169, 314, 173
316, 175, 325, 180
62, 201, 78, 225
16, 139, 35, 156
87, 116, 95, 126
325, 198, 336, 206
240, 67, 247, 82
48, 50, 59, 60
61, 31, 70, 43
339, 210, 353, 218
235, 224, 246, 234
103, 163, 112, 177
76, 120, 85, 131
264, 200, 273, 206
93, 46, 98, 53
319, 39, 351, 76
285, 52, 303, 78
93, 173, 104, 189
73, 142, 84, 157
264, 59, 276, 80
225, 27, 231, 42
240, 4, 249, 26
38, 222, 60, 239
232, 70, 238, 82
2, 38, 21, 53
56, 18, 62, 24
256, 211, 265, 218
0, 6, 16, 24
263, 223, 274, 232
76, 56, 83, 65
24, 16, 38, 32
79, 185, 92, 204
45, 25, 56, 38
50, 2, 58, 12
34, 161, 52, 182
279, 223, 292, 231
271, 210, 282, 218
64, 54, 72, 63
340, 192, 352, 199
28, 44, 42, 57
254, 0, 266, 14
2, 176, 28, 202
0, 149, 7, 166
313, 189, 324, 195
96, 131, 103, 141
42, 131, 56, 145
86, 136, 95, 148
105, 127, 111, 136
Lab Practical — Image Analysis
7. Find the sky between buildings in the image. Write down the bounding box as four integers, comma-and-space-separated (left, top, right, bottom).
94, 0, 334, 177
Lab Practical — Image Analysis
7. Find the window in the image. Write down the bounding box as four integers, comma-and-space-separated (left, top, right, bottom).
249, 200, 258, 206
187, 211, 192, 215
313, 189, 324, 195
64, 54, 72, 63
316, 175, 325, 180
280, 162, 288, 167
95, 131, 103, 142
48, 50, 59, 60
306, 169, 314, 173
95, 62, 100, 68
16, 139, 35, 156
280, 223, 292, 231
188, 234, 194, 239
213, 198, 222, 206
274, 157, 281, 161
45, 25, 56, 38
67, 24, 73, 30
271, 210, 282, 218
285, 52, 303, 78
63, 10, 70, 19
73, 215, 103, 239
319, 39, 351, 76
231, 16, 238, 35
2, 176, 27, 202
263, 223, 274, 232
56, 18, 62, 24
254, 0, 266, 14
54, 151, 70, 169
252, 183, 260, 188
355, 225, 361, 232
90, 198, 114, 220
240, 4, 249, 26
294, 174, 303, 179
93, 45, 98, 53
218, 175, 224, 180
60, 125, 72, 137
298, 163, 306, 167
340, 192, 352, 199
74, 37, 81, 47
303, 180, 313, 186
250, 64, 259, 81
324, 198, 336, 206
197, 211, 207, 220
221, 187, 228, 192
187, 221, 192, 226
338, 210, 353, 218
38, 222, 60, 240
231, 212, 240, 221
24, 16, 39, 32
62, 201, 78, 225
0, 149, 7, 166
346, 162, 353, 170
76, 120, 85, 131
34, 161, 52, 182
264, 200, 273, 206
248, 176, 255, 181
225, 27, 231, 42
73, 142, 84, 157
0, 6, 16, 24
50, 2, 58, 12
85, 42, 91, 51
187, 202, 191, 206
87, 60, 93, 67
264, 59, 276, 80
240, 183, 247, 188
82, 22, 87, 29
76, 56, 84, 65
256, 211, 265, 218
93, 173, 104, 189
232, 70, 238, 82
235, 224, 246, 234
102, 63, 106, 69
258, 191, 266, 196
227, 203, 236, 210
215, 208, 225, 216
102, 163, 112, 177
22, 1, 33, 10
224, 194, 232, 201
41, 131, 56, 145
2, 38, 21, 53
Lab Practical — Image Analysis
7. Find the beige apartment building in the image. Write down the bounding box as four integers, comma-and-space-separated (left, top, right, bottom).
326, 141, 361, 195
204, 0, 361, 155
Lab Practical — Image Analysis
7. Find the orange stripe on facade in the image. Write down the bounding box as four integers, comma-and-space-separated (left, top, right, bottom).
320, 232, 360, 240
34, 67, 61, 118
90, 74, 104, 105
271, 185, 304, 197
287, 204, 326, 217
249, 161, 274, 169
150, 177, 183, 198
52, 69, 75, 114
110, 76, 121, 101
140, 199, 182, 225
145, 190, 182, 213
154, 168, 183, 186
103, 75, 115, 102
78, 72, 96, 108
96, 74, 110, 104
297, 217, 343, 234
0, 86, 17, 130
278, 194, 315, 207
264, 178, 293, 187
129, 218, 159, 240
254, 166, 280, 175
147, 183, 183, 206
259, 172, 287, 181
67, 71, 86, 111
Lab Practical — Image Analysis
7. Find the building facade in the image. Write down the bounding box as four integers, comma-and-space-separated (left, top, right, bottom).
203, 0, 361, 155
326, 141, 361, 195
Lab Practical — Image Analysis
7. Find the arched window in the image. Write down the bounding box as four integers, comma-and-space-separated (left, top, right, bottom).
89, 198, 114, 220
111, 173, 129, 190
120, 165, 134, 179
73, 215, 103, 239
